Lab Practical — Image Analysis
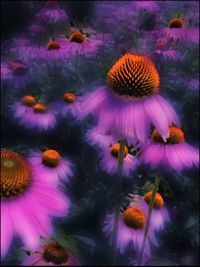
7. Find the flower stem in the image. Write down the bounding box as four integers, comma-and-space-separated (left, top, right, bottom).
111, 139, 126, 266
137, 173, 161, 266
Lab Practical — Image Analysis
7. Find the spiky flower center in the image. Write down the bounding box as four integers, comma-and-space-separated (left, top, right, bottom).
70, 31, 85, 43
123, 207, 145, 229
1, 151, 30, 199
42, 149, 61, 167
43, 241, 68, 265
11, 62, 28, 75
144, 191, 164, 209
48, 40, 60, 50
152, 126, 185, 144
169, 18, 184, 28
33, 104, 48, 114
110, 143, 128, 158
63, 92, 76, 103
21, 96, 36, 107
107, 53, 160, 98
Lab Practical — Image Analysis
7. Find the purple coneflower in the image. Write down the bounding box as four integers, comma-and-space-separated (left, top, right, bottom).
28, 149, 73, 186
36, 0, 68, 24
140, 126, 199, 171
129, 193, 170, 232
22, 239, 80, 266
103, 204, 157, 255
11, 98, 57, 131
53, 92, 82, 118
80, 53, 180, 144
99, 143, 138, 177
1, 150, 70, 258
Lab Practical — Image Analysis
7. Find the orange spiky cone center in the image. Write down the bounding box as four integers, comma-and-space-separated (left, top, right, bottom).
42, 149, 61, 167
123, 207, 145, 229
70, 31, 85, 43
144, 191, 164, 209
48, 40, 60, 50
152, 126, 185, 144
1, 151, 30, 199
63, 92, 76, 103
169, 17, 184, 28
33, 104, 48, 114
110, 143, 128, 158
107, 53, 160, 98
21, 96, 37, 107
43, 241, 68, 265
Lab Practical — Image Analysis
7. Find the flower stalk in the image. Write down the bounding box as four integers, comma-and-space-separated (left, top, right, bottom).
137, 173, 161, 266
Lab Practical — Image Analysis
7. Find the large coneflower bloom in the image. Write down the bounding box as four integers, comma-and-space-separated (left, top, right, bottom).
140, 126, 199, 171
129, 193, 170, 232
11, 98, 57, 131
22, 239, 80, 266
1, 150, 70, 258
99, 143, 138, 177
80, 53, 179, 144
28, 149, 73, 186
36, 0, 68, 24
53, 92, 82, 118
103, 204, 157, 254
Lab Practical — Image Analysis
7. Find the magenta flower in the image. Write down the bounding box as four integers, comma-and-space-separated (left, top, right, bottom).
11, 99, 57, 131
129, 193, 170, 232
103, 204, 157, 255
80, 53, 180, 144
22, 239, 80, 266
140, 126, 199, 171
99, 143, 138, 177
1, 150, 70, 258
28, 149, 73, 186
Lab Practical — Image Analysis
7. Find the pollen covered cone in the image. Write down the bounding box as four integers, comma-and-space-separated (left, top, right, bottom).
152, 126, 185, 144
42, 149, 61, 167
43, 241, 68, 265
21, 96, 36, 107
34, 104, 48, 114
107, 53, 160, 98
64, 92, 76, 103
110, 143, 128, 158
144, 191, 164, 209
70, 31, 85, 43
123, 207, 145, 229
48, 40, 60, 50
1, 151, 30, 199
169, 17, 184, 28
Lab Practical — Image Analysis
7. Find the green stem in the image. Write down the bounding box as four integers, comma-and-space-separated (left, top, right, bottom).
137, 173, 161, 266
111, 139, 126, 266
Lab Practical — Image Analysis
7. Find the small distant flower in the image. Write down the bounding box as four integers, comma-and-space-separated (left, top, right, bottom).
129, 193, 170, 232
103, 204, 157, 255
11, 99, 57, 131
140, 126, 199, 171
53, 92, 82, 118
1, 61, 30, 89
22, 239, 80, 266
80, 53, 180, 144
36, 0, 68, 24
28, 149, 73, 186
1, 150, 70, 258
162, 17, 199, 44
129, 1, 159, 13
186, 78, 199, 92
99, 143, 138, 177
